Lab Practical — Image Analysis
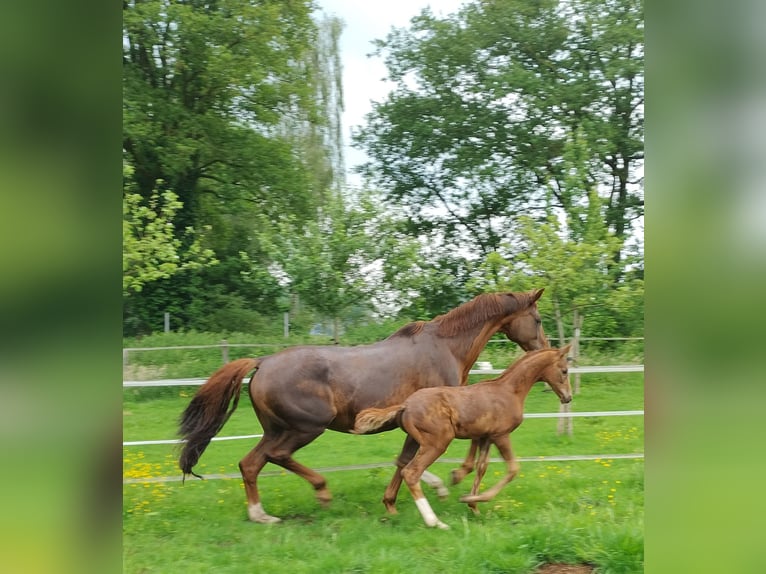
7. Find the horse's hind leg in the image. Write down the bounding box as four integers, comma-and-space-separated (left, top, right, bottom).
450, 440, 478, 485
421, 470, 449, 499
265, 429, 332, 507
382, 434, 419, 514
400, 444, 450, 530
239, 437, 281, 524
239, 429, 327, 523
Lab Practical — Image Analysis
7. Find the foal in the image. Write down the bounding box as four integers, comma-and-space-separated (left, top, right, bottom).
353, 345, 572, 529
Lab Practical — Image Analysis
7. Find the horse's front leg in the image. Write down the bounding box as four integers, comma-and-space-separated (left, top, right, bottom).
382, 435, 420, 514
450, 440, 478, 485
464, 438, 491, 515
460, 435, 519, 504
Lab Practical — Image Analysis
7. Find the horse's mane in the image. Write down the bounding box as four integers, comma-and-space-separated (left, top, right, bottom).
387, 321, 427, 339
434, 293, 525, 337
386, 293, 529, 340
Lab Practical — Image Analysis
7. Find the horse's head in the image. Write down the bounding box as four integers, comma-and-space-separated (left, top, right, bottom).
498, 288, 548, 351
540, 345, 573, 404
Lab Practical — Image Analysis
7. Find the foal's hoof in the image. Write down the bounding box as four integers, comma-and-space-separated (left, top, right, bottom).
450, 469, 467, 485
316, 488, 333, 508
459, 494, 482, 504
429, 520, 450, 530
436, 485, 450, 500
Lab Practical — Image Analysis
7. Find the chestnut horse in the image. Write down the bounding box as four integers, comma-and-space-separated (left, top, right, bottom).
178, 289, 547, 523
353, 345, 572, 529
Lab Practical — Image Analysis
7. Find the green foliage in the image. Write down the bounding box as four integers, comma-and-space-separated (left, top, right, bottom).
355, 0, 643, 254
123, 1, 347, 334
469, 209, 643, 341
123, 162, 218, 295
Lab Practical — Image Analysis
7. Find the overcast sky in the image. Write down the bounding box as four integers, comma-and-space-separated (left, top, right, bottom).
314, 0, 468, 188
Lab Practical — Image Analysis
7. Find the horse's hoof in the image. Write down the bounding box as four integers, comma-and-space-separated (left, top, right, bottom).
316, 488, 333, 508
436, 486, 450, 500
450, 470, 463, 485
248, 503, 282, 524
433, 520, 450, 530
248, 513, 281, 524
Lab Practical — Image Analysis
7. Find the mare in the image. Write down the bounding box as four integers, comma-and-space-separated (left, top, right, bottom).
352, 345, 572, 529
178, 289, 547, 523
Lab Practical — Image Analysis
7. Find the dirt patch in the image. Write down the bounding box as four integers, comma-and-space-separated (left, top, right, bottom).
123, 364, 167, 381
535, 564, 594, 574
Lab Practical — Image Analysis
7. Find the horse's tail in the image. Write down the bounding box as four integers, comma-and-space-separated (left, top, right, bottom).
178, 358, 261, 478
352, 405, 404, 435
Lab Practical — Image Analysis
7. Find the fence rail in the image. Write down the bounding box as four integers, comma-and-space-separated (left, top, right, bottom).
123, 453, 644, 484
123, 337, 643, 365
123, 410, 643, 447
123, 364, 643, 388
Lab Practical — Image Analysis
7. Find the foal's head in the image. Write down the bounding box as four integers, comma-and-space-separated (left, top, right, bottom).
539, 344, 573, 404
498, 288, 548, 351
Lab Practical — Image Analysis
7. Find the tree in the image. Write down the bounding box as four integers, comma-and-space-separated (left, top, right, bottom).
123, 162, 217, 295
468, 193, 642, 343
355, 0, 643, 260
122, 2, 347, 334
271, 192, 381, 342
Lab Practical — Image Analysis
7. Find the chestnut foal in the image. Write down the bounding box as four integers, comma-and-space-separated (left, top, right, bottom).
353, 345, 572, 529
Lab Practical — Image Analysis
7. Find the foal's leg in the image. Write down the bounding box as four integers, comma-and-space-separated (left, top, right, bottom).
450, 440, 478, 485
382, 435, 419, 514
400, 445, 451, 530
459, 435, 519, 504
465, 438, 491, 515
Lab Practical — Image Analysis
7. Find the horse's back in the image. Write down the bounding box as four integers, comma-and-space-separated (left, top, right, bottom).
249, 340, 460, 432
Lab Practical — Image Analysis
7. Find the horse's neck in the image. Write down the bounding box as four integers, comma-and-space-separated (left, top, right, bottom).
448, 323, 500, 383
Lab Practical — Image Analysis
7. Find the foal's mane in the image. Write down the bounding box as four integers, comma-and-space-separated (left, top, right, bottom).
483, 347, 558, 383
386, 292, 529, 340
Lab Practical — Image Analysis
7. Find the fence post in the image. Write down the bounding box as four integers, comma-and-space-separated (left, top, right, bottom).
123, 349, 129, 368
221, 339, 229, 364
284, 312, 289, 338
164, 312, 170, 333
573, 311, 583, 395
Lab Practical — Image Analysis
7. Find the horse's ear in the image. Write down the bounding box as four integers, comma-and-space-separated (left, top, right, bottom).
530, 288, 544, 303
559, 343, 572, 357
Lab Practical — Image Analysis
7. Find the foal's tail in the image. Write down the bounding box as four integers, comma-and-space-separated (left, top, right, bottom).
352, 405, 404, 435
178, 358, 261, 479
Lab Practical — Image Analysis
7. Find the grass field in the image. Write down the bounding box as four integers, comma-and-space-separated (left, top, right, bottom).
123, 369, 643, 573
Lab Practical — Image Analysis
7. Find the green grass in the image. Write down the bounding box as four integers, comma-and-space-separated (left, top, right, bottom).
123, 371, 643, 573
